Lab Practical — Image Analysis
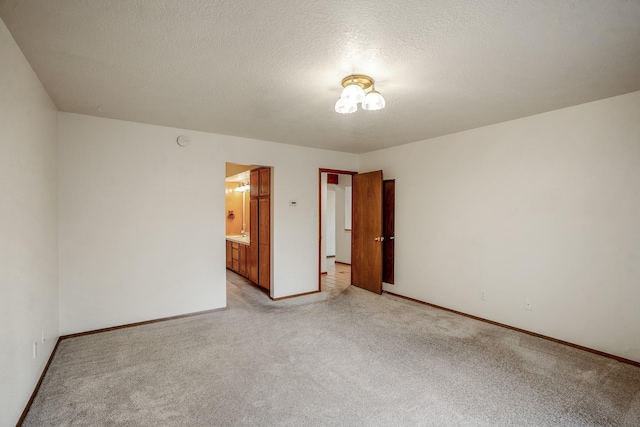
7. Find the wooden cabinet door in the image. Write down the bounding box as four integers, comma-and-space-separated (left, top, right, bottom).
244, 166, 270, 290
250, 169, 259, 198
258, 196, 270, 290
239, 244, 247, 276
259, 168, 270, 196
226, 240, 233, 269
231, 242, 239, 272
249, 198, 259, 283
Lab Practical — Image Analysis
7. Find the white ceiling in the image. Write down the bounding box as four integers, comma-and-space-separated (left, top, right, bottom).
1, 0, 639, 154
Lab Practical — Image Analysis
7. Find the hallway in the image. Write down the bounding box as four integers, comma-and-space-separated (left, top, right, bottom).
321, 257, 351, 294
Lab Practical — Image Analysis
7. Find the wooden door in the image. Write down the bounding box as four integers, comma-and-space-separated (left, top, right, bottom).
352, 170, 383, 294
383, 180, 395, 284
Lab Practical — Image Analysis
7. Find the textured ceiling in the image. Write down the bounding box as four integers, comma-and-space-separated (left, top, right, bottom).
1, 0, 639, 154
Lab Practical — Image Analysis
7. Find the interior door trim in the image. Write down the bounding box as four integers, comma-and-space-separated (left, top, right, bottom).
318, 169, 357, 292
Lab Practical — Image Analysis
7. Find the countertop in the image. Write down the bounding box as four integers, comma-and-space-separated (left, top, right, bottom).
226, 235, 250, 245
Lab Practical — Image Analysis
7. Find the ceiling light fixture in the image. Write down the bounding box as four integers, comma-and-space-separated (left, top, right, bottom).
335, 74, 385, 114
234, 182, 250, 192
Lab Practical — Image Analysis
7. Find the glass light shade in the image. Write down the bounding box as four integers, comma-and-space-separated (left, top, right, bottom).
340, 83, 365, 104
335, 98, 357, 114
362, 90, 386, 111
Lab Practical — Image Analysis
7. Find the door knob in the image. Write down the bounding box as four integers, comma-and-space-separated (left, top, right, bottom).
374, 237, 385, 242
389, 236, 395, 240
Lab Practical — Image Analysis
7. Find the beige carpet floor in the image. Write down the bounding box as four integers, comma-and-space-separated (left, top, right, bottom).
23, 272, 640, 426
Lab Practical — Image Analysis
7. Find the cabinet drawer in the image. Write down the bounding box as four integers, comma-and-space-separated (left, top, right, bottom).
226, 241, 233, 269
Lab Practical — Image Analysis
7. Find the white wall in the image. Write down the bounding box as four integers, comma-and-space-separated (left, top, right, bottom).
360, 91, 640, 363
335, 175, 352, 264
0, 19, 59, 426
326, 188, 336, 257
58, 113, 358, 333
320, 173, 328, 273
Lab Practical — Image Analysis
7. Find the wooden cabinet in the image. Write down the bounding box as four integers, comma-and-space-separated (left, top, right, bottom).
232, 243, 240, 271
239, 244, 247, 276
250, 169, 260, 198
226, 240, 249, 277
226, 240, 233, 269
258, 196, 270, 288
248, 167, 271, 291
249, 198, 259, 283
259, 167, 270, 196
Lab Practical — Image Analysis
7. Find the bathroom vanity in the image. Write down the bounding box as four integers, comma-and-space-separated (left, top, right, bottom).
226, 235, 249, 277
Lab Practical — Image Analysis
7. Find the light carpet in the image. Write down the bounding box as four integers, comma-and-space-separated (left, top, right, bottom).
23, 272, 640, 426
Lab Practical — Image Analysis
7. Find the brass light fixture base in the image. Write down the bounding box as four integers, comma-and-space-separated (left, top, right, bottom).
341, 74, 374, 92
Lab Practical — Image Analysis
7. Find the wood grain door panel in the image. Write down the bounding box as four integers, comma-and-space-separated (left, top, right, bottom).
249, 198, 259, 283
250, 169, 259, 198
239, 244, 247, 276
383, 180, 395, 284
258, 196, 270, 290
352, 170, 383, 294
259, 168, 270, 197
226, 240, 233, 269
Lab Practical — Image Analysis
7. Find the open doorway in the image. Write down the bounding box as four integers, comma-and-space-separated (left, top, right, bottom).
318, 169, 357, 292
226, 162, 273, 297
